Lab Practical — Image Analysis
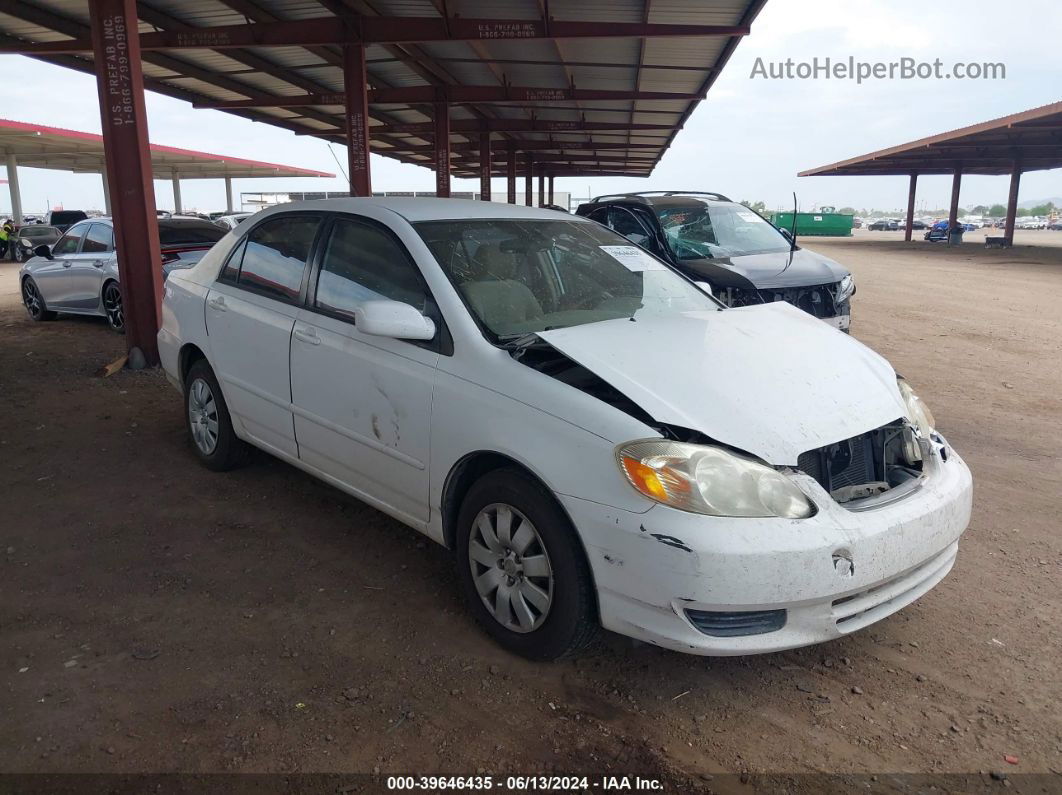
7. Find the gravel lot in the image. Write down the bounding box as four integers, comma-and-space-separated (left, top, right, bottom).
2, 230, 1060, 789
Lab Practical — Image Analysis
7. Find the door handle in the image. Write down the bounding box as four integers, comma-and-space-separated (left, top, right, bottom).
93, 260, 104, 268
62, 262, 72, 268
293, 327, 321, 345
207, 296, 227, 312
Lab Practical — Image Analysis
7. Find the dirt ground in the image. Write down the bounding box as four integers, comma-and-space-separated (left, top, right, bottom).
2, 229, 1061, 791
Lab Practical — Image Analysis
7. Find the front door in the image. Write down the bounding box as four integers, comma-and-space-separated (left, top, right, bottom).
205, 214, 322, 460
65, 222, 114, 310
289, 216, 441, 526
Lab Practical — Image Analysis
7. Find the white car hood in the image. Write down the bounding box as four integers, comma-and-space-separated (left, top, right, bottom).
537, 302, 906, 464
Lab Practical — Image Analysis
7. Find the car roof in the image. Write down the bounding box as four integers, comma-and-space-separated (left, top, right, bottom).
580, 192, 733, 209
254, 197, 587, 223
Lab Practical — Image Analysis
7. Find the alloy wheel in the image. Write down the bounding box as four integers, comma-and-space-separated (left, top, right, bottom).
468, 503, 554, 633
21, 279, 42, 319
187, 377, 220, 455
103, 282, 124, 331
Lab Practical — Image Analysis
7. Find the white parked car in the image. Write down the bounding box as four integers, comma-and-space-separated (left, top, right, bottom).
158, 199, 973, 660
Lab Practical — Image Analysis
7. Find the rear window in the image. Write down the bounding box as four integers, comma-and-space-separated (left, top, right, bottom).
49, 211, 88, 226
158, 221, 226, 246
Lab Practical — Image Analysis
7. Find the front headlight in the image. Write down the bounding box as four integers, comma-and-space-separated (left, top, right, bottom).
617, 440, 815, 519
897, 378, 935, 437
837, 274, 856, 302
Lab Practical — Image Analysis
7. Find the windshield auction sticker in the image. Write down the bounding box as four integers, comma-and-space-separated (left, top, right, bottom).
599, 245, 667, 272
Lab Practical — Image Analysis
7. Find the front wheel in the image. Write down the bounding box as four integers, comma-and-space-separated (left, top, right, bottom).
14, 244, 24, 262
456, 468, 598, 660
102, 281, 125, 334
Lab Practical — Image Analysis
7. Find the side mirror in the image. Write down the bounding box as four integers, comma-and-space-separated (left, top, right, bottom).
778, 227, 795, 244
354, 299, 436, 341
33, 244, 53, 259
695, 281, 714, 297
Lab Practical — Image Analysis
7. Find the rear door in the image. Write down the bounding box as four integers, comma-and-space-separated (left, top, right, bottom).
66, 222, 114, 309
33, 222, 89, 307
205, 213, 322, 459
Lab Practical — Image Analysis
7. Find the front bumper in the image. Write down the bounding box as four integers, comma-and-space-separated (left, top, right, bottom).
559, 442, 972, 656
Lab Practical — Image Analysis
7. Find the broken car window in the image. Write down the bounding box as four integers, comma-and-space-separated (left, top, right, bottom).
658, 203, 791, 260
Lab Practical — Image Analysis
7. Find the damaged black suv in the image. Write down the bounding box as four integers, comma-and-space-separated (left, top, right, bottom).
575, 192, 855, 331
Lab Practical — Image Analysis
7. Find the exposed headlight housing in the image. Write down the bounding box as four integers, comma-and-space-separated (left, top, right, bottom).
837, 274, 856, 302
897, 378, 935, 438
617, 440, 815, 519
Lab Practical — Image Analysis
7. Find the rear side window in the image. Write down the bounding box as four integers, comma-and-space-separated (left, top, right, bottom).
81, 223, 114, 253
315, 219, 432, 321
52, 223, 87, 255
50, 211, 87, 227
236, 215, 320, 302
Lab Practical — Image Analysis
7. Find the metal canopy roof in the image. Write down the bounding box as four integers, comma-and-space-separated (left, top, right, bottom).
0, 118, 334, 179
0, 0, 768, 179
799, 101, 1062, 178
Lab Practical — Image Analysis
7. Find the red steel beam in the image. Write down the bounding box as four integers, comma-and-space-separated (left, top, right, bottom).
308, 119, 674, 135
548, 175, 555, 205
524, 153, 533, 207
903, 173, 917, 242
89, 0, 163, 366
507, 147, 516, 205
450, 154, 657, 165
537, 169, 544, 207
434, 101, 450, 198
344, 44, 372, 196
1004, 160, 1021, 245
479, 133, 491, 201
380, 140, 660, 154
191, 85, 701, 109
948, 166, 962, 229
2, 18, 749, 54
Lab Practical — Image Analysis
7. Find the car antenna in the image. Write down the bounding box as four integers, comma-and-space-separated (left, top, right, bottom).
789, 191, 798, 253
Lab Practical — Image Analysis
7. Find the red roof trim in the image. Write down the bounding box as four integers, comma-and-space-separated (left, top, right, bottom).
0, 118, 335, 178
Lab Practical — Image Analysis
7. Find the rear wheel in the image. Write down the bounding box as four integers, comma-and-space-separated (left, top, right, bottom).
456, 468, 598, 660
184, 359, 247, 471
21, 277, 56, 321
13, 244, 24, 262
102, 281, 124, 334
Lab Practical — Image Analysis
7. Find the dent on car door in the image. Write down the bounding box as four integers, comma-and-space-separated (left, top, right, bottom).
204, 214, 321, 459
34, 223, 88, 307
290, 216, 440, 526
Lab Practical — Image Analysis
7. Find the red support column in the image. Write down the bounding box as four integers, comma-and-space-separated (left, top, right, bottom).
524, 152, 533, 207
343, 44, 371, 196
434, 101, 450, 198
947, 166, 962, 231
506, 147, 516, 204
537, 169, 544, 207
548, 175, 554, 206
1004, 160, 1021, 246
89, 0, 163, 367
479, 132, 491, 201
904, 173, 918, 242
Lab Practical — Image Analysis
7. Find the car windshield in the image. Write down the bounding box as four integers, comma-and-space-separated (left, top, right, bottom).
656, 202, 790, 259
415, 218, 717, 339
20, 226, 57, 238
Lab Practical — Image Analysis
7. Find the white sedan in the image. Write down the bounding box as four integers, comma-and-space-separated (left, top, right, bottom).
158, 199, 972, 660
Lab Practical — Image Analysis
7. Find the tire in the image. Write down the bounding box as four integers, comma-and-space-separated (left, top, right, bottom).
21, 277, 57, 321
14, 245, 23, 263
183, 359, 247, 471
456, 468, 598, 660
102, 280, 125, 334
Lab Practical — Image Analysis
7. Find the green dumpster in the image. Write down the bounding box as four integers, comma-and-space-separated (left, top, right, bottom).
771, 208, 853, 237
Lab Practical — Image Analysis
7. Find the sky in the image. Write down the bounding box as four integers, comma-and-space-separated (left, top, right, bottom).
1, 0, 1060, 216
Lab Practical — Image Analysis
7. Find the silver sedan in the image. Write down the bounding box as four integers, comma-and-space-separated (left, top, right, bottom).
19, 217, 226, 332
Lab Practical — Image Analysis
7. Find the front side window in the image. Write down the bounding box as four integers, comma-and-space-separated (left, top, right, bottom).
416, 219, 716, 339
657, 202, 791, 259
315, 218, 432, 322
81, 223, 114, 254
52, 223, 88, 256
236, 215, 320, 301
609, 207, 652, 248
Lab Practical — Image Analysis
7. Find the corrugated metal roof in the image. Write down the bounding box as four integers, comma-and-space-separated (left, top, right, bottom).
0, 0, 768, 178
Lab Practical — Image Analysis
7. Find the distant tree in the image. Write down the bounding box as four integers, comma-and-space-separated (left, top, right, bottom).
970, 205, 989, 215
1017, 208, 1031, 217
740, 199, 767, 214
988, 203, 1007, 217
1029, 202, 1056, 216
838, 206, 857, 215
